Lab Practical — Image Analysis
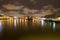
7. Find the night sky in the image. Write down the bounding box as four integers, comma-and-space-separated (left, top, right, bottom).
0, 0, 60, 10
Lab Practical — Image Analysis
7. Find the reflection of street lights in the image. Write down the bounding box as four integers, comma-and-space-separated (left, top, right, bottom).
53, 22, 56, 32
0, 21, 2, 32
14, 19, 17, 28
41, 18, 46, 27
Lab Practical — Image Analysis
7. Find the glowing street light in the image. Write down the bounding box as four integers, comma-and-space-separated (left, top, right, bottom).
57, 17, 60, 20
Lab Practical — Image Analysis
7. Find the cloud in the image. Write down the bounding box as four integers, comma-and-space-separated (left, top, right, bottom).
2, 4, 24, 10
2, 4, 59, 17
2, 4, 39, 13
0, 0, 60, 18
23, 7, 39, 14
0, 0, 60, 10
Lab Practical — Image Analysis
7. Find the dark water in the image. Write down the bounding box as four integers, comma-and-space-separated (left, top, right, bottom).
0, 18, 60, 40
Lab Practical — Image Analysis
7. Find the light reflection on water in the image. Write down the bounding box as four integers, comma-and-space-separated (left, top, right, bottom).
53, 22, 56, 32
0, 18, 60, 40
0, 18, 60, 33
41, 19, 45, 27
14, 19, 17, 28
0, 21, 2, 32
0, 21, 2, 37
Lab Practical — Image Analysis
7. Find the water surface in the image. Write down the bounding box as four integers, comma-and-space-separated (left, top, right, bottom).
0, 18, 60, 40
